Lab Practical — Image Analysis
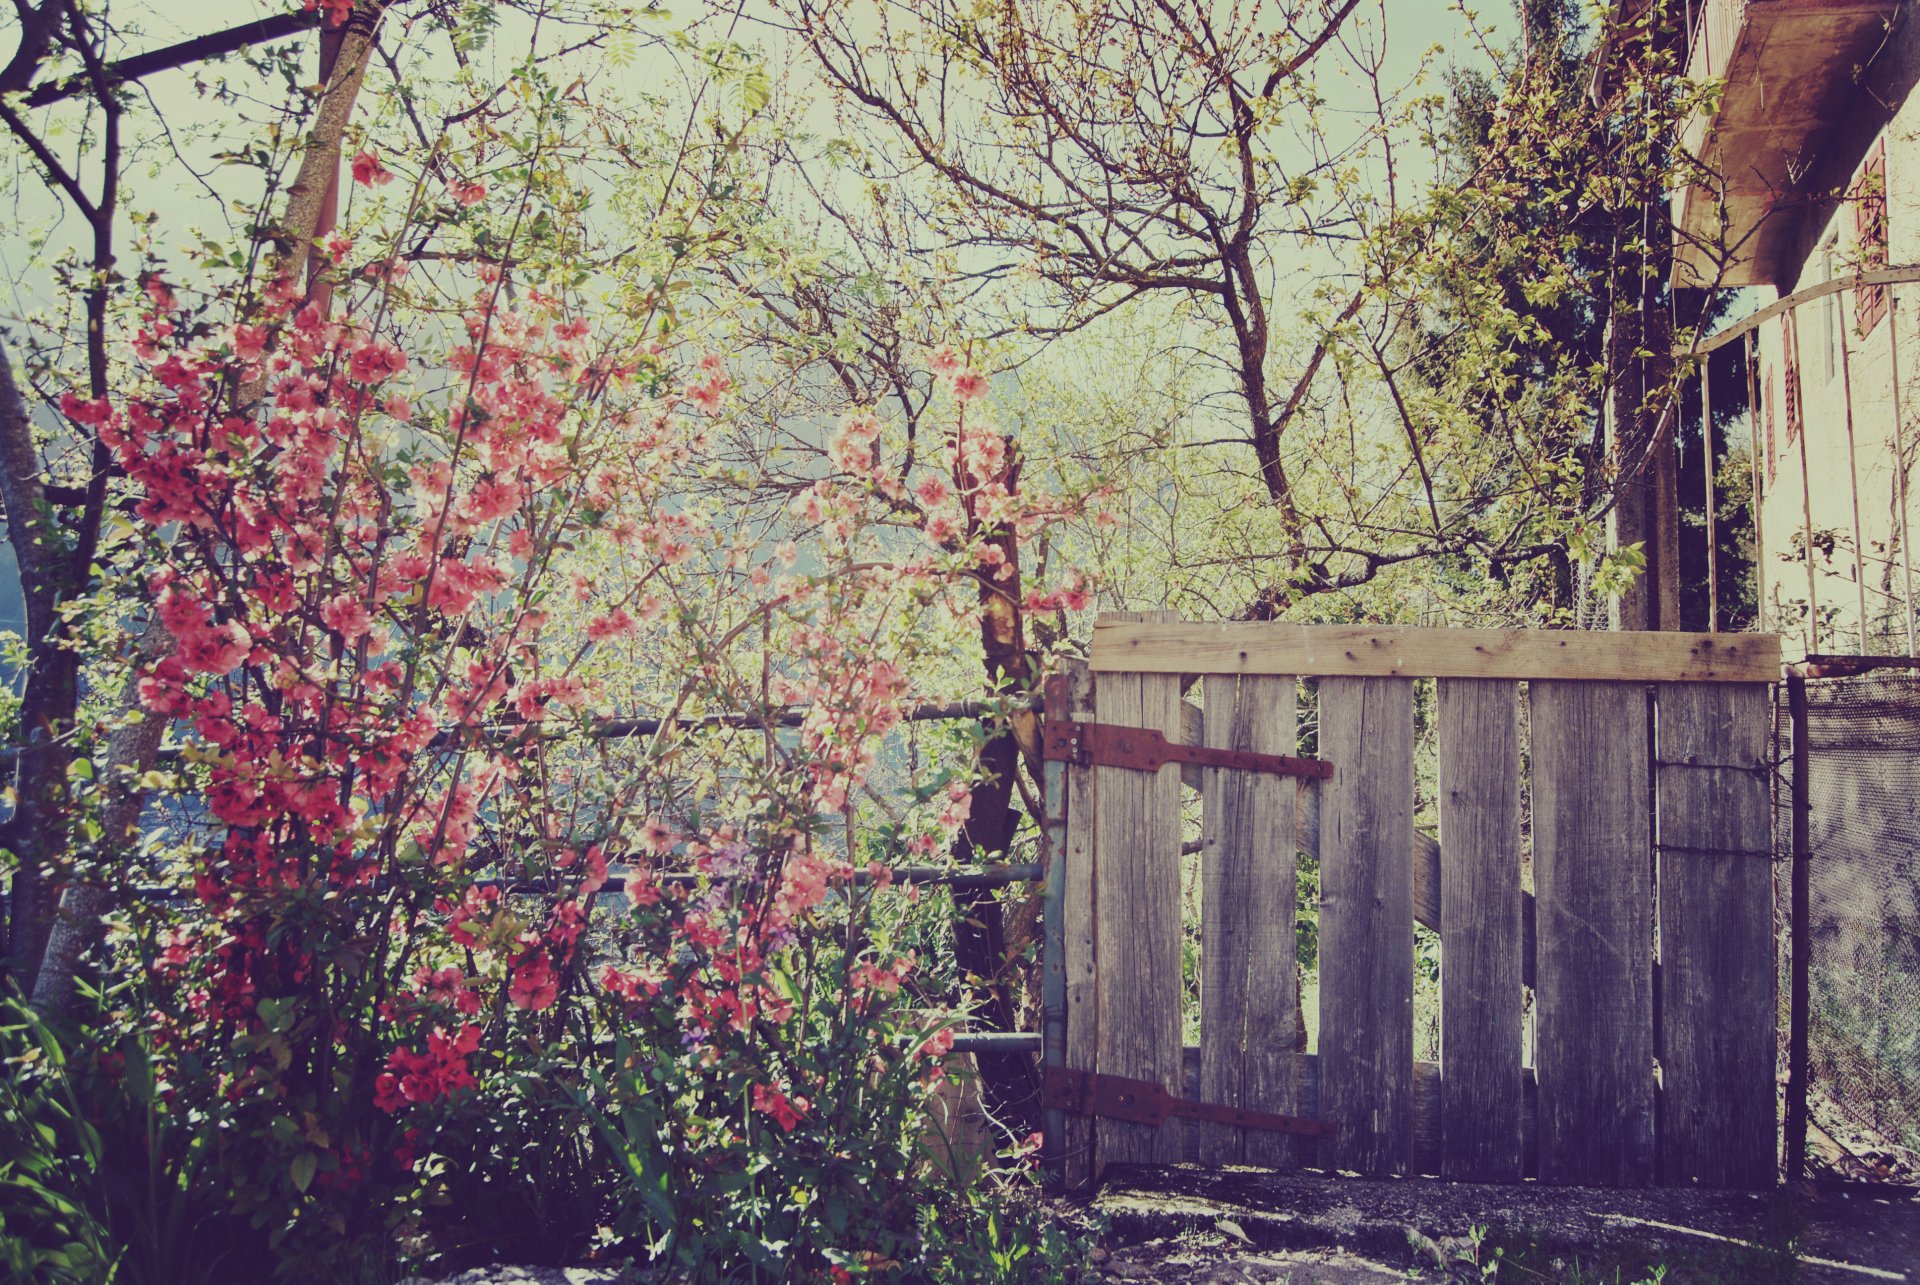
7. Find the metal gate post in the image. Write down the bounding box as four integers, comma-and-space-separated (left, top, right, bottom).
1039, 670, 1075, 1187
1785, 671, 1813, 1181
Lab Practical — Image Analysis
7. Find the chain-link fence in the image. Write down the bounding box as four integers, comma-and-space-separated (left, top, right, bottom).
1780, 669, 1920, 1180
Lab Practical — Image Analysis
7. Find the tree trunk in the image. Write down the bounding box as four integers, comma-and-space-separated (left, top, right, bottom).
16, 3, 387, 1004
948, 455, 1042, 1129
30, 619, 168, 1017
0, 340, 81, 989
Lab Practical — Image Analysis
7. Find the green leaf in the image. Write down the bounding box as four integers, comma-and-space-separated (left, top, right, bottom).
289, 1153, 316, 1193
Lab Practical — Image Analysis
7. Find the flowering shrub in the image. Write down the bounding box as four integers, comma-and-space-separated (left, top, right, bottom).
52, 150, 1091, 1271
578, 847, 981, 1275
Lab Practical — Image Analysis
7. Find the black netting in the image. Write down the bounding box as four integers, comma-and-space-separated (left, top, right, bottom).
1781, 672, 1920, 1177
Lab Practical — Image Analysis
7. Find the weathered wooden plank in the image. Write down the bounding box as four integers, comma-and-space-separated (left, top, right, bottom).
1296, 779, 1444, 936
1198, 674, 1301, 1167
1177, 1049, 1539, 1177
1531, 681, 1655, 1186
1317, 676, 1416, 1175
1093, 611, 1186, 1165
1655, 682, 1776, 1188
1091, 620, 1780, 684
1057, 660, 1098, 1190
1437, 679, 1525, 1181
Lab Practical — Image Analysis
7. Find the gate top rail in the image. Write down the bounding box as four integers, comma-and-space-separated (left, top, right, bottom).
1089, 620, 1783, 683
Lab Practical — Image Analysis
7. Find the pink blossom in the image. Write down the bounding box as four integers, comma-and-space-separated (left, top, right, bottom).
321, 594, 373, 641
951, 368, 988, 402
351, 151, 394, 188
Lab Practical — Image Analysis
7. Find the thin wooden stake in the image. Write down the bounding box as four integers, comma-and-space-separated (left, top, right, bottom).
1703, 356, 1719, 631
1746, 331, 1768, 633
1887, 289, 1917, 655
1837, 305, 1871, 652
1792, 306, 1820, 653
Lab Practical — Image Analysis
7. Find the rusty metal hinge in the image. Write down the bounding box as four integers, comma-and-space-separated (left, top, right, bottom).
1042, 719, 1332, 780
1043, 1067, 1335, 1138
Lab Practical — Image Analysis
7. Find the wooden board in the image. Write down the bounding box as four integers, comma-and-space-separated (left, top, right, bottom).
1437, 679, 1526, 1181
1057, 661, 1098, 1191
1198, 674, 1301, 1167
1175, 1048, 1540, 1178
1655, 682, 1776, 1188
1092, 612, 1186, 1165
1531, 681, 1655, 1186
1295, 777, 1439, 931
1316, 676, 1416, 1174
1091, 620, 1780, 683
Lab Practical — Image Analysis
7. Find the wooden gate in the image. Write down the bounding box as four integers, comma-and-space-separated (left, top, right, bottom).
1043, 615, 1782, 1190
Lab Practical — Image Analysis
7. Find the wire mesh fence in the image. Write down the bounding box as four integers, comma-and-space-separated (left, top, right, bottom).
1779, 669, 1920, 1179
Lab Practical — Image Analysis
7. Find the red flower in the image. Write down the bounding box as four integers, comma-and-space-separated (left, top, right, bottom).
752, 1082, 808, 1132
350, 150, 394, 188
302, 0, 353, 27
508, 955, 558, 1011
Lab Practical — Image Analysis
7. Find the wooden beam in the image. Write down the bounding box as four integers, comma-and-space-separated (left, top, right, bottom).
1092, 620, 1781, 683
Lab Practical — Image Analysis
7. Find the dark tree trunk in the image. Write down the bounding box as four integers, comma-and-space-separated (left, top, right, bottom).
948, 451, 1042, 1128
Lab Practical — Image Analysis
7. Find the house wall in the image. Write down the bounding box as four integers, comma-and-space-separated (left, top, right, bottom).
1747, 13, 1920, 655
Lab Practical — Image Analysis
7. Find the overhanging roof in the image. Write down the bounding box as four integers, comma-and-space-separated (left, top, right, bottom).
1672, 0, 1898, 288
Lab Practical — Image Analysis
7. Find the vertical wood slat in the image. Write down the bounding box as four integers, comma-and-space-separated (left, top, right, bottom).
1052, 660, 1098, 1190
1532, 681, 1655, 1186
1655, 682, 1776, 1187
1437, 679, 1525, 1181
1093, 611, 1185, 1164
1060, 660, 1100, 1190
1317, 676, 1415, 1174
1198, 674, 1301, 1167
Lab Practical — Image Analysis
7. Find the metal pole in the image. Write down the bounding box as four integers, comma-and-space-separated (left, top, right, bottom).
1792, 306, 1821, 653
1837, 305, 1872, 652
1784, 672, 1813, 1182
1703, 353, 1719, 630
1040, 671, 1071, 1187
1887, 289, 1917, 655
1747, 330, 1768, 632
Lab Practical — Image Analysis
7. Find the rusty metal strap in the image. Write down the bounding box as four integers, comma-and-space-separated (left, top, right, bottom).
1657, 843, 1777, 859
1042, 719, 1333, 780
1042, 1067, 1335, 1139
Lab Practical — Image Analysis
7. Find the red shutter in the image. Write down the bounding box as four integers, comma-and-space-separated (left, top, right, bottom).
1766, 373, 1777, 482
1783, 316, 1801, 443
1855, 141, 1889, 332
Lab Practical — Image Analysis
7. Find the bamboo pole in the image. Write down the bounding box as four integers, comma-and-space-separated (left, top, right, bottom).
1792, 306, 1820, 653
1837, 304, 1871, 652
1703, 355, 1719, 630
1746, 331, 1767, 633
1888, 290, 1917, 654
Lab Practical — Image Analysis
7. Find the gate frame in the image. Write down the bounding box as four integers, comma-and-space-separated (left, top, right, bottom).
1041, 617, 1783, 1191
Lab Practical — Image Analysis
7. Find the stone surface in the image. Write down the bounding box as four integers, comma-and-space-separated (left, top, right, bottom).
400, 1267, 631, 1285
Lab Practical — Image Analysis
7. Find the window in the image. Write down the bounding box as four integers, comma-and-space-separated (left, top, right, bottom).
1855, 140, 1890, 332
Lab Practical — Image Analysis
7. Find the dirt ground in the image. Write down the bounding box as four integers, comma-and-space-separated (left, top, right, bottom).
1088, 1165, 1920, 1283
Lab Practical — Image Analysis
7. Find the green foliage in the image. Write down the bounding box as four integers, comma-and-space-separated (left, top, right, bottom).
0, 991, 251, 1285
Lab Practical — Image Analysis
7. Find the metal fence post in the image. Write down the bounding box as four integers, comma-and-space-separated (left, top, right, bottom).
1785, 671, 1813, 1182
1040, 672, 1069, 1187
